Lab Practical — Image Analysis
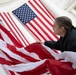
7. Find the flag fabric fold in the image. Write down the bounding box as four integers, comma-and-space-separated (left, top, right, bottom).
0, 24, 76, 75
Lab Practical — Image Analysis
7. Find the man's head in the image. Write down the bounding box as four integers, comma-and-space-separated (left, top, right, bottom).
53, 16, 73, 37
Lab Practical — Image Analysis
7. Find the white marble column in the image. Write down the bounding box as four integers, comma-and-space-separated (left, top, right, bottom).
41, 0, 76, 26
41, 0, 70, 18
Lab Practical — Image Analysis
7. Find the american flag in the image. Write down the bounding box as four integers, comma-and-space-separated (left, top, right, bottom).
12, 0, 59, 42
0, 12, 30, 47
0, 25, 75, 75
0, 0, 75, 75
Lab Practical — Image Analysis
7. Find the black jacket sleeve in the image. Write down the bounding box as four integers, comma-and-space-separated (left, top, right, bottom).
44, 40, 60, 50
66, 37, 76, 52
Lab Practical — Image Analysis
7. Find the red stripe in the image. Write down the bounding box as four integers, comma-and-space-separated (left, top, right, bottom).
29, 1, 53, 27
6, 43, 39, 62
0, 24, 23, 47
34, 0, 54, 22
28, 1, 59, 40
27, 21, 46, 41
37, 17, 59, 40
7, 13, 30, 45
33, 17, 53, 41
25, 25, 41, 41
0, 56, 13, 65
39, 0, 55, 19
4, 13, 23, 42
2, 50, 22, 64
0, 13, 21, 43
0, 32, 4, 40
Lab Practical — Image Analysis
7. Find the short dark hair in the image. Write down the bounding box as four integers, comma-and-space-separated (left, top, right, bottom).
55, 16, 75, 30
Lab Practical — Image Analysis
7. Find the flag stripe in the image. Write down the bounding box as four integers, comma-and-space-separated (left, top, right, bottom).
26, 0, 59, 41
0, 24, 23, 47
4, 13, 25, 44
7, 13, 30, 45
0, 50, 11, 62
0, 25, 41, 62
0, 12, 30, 46
30, 17, 52, 40
39, 0, 55, 20
3, 12, 29, 46
33, 17, 49, 40
26, 21, 46, 41
30, 19, 50, 40
25, 24, 44, 41
34, 0, 54, 22
35, 17, 58, 40
0, 13, 23, 44
28, 1, 53, 27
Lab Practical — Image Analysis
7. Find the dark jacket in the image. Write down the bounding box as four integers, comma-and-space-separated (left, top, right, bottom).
44, 29, 76, 52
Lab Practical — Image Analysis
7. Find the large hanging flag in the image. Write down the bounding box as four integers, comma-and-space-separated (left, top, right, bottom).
0, 13, 30, 46
12, 0, 59, 42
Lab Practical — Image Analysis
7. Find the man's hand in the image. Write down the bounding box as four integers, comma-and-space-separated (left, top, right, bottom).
37, 41, 44, 44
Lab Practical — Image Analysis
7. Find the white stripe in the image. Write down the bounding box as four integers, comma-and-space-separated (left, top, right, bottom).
0, 15, 11, 32
1, 13, 18, 40
1, 13, 29, 46
7, 13, 29, 45
26, 23, 44, 41
3, 59, 46, 72
0, 29, 14, 45
27, 1, 58, 40
28, 0, 54, 24
36, 0, 54, 21
0, 40, 29, 63
30, 19, 50, 40
17, 47, 41, 60
36, 18, 57, 40
0, 49, 11, 61
27, 2, 54, 26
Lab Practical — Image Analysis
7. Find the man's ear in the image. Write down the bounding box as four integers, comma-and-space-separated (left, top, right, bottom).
61, 26, 65, 31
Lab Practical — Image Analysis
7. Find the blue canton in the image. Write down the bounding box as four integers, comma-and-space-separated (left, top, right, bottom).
12, 3, 37, 24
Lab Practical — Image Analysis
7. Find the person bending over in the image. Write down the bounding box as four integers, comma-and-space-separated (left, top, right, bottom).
39, 16, 76, 52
